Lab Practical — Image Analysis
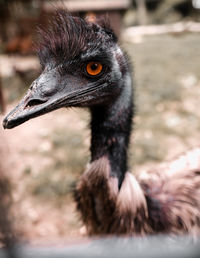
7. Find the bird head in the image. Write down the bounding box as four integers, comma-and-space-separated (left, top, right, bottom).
3, 12, 127, 129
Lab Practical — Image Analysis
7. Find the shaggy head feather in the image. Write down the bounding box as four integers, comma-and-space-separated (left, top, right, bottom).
37, 11, 117, 69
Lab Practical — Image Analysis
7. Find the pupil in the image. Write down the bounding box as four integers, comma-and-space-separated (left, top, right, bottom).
91, 63, 98, 70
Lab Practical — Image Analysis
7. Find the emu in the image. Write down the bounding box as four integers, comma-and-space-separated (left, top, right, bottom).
3, 11, 200, 237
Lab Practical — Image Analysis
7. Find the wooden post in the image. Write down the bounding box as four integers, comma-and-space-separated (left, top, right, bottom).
135, 0, 148, 25
0, 75, 5, 113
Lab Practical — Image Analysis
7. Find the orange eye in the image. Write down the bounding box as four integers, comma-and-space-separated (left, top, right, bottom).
86, 61, 103, 76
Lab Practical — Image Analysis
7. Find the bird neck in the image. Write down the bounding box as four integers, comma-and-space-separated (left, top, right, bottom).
90, 73, 133, 188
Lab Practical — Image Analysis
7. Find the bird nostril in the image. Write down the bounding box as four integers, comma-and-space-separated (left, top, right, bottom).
26, 98, 47, 108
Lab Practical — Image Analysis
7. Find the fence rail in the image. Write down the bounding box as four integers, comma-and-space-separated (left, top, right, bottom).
0, 235, 200, 258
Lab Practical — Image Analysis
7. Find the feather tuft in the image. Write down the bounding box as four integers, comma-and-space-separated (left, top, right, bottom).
36, 10, 117, 68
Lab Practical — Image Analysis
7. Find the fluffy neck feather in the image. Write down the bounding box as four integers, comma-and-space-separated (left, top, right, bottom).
75, 156, 149, 235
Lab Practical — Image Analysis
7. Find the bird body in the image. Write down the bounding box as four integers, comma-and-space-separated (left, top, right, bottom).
75, 152, 200, 237
3, 11, 200, 238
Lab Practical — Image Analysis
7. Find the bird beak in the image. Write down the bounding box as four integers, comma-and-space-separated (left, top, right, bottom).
3, 87, 51, 129
3, 68, 108, 129
3, 68, 75, 129
3, 86, 56, 130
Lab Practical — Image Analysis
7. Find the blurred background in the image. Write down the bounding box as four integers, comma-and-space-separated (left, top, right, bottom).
0, 0, 200, 244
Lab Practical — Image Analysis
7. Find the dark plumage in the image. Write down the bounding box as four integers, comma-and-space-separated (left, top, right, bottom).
3, 11, 200, 238
37, 11, 117, 69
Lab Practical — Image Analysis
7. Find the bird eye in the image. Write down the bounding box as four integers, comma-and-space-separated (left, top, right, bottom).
86, 61, 103, 76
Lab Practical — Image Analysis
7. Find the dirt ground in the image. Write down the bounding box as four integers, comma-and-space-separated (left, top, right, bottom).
0, 32, 200, 243
0, 108, 88, 243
